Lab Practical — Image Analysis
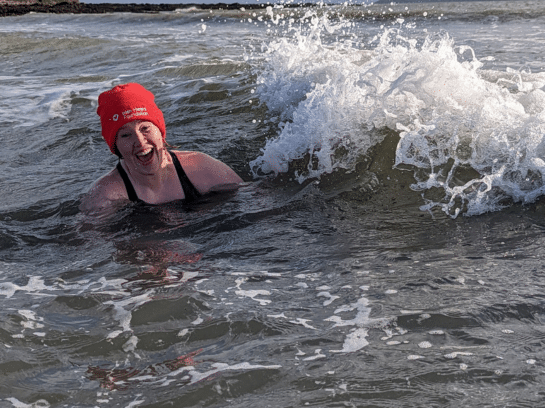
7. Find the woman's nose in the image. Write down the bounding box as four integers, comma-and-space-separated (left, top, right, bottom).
133, 130, 147, 145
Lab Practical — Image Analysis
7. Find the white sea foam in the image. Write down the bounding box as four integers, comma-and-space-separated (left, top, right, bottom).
185, 362, 282, 385
234, 277, 272, 305
331, 328, 369, 353
191, 317, 204, 325
289, 318, 317, 330
268, 312, 287, 319
302, 349, 326, 361
317, 291, 340, 306
444, 351, 473, 359
104, 292, 153, 335
0, 276, 56, 298
4, 81, 102, 129
5, 398, 50, 408
122, 335, 139, 353
251, 12, 545, 216
325, 296, 372, 327
88, 361, 281, 391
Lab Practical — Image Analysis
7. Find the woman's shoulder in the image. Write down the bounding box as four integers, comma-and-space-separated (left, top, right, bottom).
170, 150, 243, 193
79, 167, 128, 213
170, 149, 209, 160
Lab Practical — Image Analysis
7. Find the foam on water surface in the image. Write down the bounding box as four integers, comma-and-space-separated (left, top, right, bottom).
0, 254, 384, 404
331, 328, 369, 353
250, 10, 545, 216
0, 276, 56, 298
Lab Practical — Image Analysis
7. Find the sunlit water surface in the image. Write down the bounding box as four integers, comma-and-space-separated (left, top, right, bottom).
2, 1, 545, 407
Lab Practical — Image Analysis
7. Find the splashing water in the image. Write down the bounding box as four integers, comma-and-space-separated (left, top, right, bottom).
250, 12, 545, 217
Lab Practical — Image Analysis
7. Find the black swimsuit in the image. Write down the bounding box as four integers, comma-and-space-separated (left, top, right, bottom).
116, 151, 201, 204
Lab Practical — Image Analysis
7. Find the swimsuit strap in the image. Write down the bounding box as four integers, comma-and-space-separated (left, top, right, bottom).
169, 151, 202, 202
116, 151, 202, 203
116, 161, 140, 202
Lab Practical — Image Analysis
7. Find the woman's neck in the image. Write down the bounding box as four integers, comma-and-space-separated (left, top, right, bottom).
122, 149, 172, 188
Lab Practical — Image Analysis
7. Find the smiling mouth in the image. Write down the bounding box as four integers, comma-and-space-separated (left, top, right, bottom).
136, 147, 154, 163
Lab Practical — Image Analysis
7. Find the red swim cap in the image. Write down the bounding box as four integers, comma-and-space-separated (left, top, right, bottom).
97, 83, 166, 155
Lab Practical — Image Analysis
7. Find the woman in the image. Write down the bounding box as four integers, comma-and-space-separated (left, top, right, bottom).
80, 83, 243, 213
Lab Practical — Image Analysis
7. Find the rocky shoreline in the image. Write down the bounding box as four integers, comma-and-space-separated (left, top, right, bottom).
0, 1, 287, 17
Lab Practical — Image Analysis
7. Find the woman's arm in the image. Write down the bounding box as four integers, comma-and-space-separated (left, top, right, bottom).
79, 170, 129, 214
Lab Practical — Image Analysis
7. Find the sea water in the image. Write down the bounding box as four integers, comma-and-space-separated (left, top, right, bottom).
2, 1, 545, 406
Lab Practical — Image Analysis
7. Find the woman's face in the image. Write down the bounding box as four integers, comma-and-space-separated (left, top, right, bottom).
115, 120, 166, 175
